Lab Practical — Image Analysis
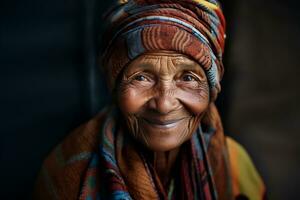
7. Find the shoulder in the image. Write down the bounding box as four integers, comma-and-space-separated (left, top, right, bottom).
226, 137, 266, 200
33, 111, 107, 200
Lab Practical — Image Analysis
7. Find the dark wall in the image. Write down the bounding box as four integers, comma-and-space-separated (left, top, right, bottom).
224, 0, 300, 199
0, 0, 110, 199
0, 0, 299, 199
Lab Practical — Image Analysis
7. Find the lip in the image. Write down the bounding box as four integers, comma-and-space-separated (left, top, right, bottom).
141, 117, 185, 129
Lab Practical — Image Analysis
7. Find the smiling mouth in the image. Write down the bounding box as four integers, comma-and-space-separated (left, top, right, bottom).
141, 117, 185, 129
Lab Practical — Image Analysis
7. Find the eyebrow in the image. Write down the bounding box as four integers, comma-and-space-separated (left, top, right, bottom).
124, 62, 154, 76
133, 62, 155, 70
176, 62, 205, 73
177, 62, 198, 69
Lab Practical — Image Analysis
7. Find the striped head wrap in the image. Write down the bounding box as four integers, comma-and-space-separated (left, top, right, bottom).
101, 0, 226, 100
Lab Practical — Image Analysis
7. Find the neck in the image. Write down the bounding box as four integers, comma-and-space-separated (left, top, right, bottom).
151, 148, 180, 187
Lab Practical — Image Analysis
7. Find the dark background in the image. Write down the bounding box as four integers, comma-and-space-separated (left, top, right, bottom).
1, 0, 299, 199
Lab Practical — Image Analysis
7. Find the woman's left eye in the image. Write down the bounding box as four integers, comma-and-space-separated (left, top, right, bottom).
134, 75, 147, 81
182, 74, 196, 81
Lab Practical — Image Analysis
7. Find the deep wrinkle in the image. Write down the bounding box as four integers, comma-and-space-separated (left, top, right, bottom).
117, 51, 210, 187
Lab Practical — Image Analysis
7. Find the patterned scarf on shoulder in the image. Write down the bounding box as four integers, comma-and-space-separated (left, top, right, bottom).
78, 103, 232, 200
34, 104, 266, 199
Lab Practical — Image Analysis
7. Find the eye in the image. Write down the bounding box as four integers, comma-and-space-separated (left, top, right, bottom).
134, 74, 147, 81
182, 74, 197, 82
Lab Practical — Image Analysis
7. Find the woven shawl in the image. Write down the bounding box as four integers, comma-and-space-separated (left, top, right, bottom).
33, 104, 266, 200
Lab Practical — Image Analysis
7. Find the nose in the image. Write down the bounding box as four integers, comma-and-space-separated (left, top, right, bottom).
147, 85, 180, 114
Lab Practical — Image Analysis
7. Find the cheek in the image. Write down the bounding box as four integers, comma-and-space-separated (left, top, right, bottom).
118, 86, 149, 114
177, 89, 209, 115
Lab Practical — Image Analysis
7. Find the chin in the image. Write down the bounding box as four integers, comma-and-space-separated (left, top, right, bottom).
139, 131, 188, 152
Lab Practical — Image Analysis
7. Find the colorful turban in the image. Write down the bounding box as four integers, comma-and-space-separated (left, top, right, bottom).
101, 0, 226, 101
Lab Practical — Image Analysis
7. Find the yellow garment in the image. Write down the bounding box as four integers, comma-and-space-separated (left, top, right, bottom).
227, 137, 266, 200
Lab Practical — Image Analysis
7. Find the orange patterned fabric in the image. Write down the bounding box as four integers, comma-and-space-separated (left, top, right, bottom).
33, 112, 105, 199
34, 105, 266, 200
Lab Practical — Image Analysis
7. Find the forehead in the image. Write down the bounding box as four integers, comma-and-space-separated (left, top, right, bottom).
136, 52, 195, 64
125, 51, 204, 74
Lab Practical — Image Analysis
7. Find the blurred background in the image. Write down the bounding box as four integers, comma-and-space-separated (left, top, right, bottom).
0, 0, 299, 199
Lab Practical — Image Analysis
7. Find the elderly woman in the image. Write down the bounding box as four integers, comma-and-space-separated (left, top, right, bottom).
34, 0, 266, 199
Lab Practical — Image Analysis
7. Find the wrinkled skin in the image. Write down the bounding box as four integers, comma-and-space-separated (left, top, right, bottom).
117, 51, 209, 185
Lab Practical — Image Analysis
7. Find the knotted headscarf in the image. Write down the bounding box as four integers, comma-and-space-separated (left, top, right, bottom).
101, 0, 226, 101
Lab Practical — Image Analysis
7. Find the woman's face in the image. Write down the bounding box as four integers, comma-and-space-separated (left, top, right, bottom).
117, 51, 209, 151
